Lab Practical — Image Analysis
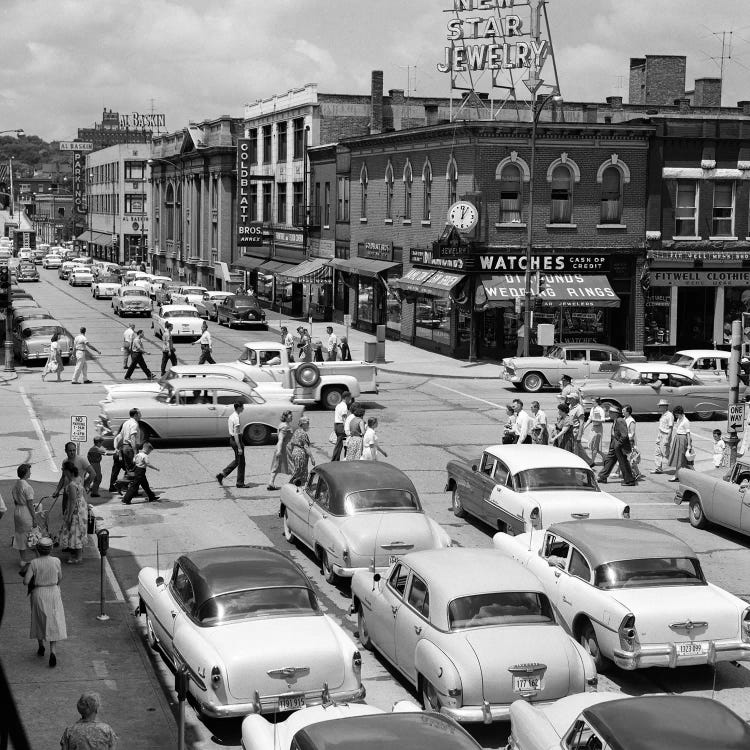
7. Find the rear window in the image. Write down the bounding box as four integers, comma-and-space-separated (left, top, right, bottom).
164, 309, 198, 318
22, 325, 60, 337
234, 296, 260, 309
122, 289, 148, 297
197, 586, 319, 624
343, 489, 421, 514
448, 592, 555, 630
594, 557, 706, 589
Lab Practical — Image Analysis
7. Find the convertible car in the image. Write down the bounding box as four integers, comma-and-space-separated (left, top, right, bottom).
280, 461, 452, 585
506, 693, 750, 750
137, 546, 364, 719
97, 377, 303, 445
493, 519, 750, 672
152, 304, 204, 340
445, 445, 629, 535
351, 549, 597, 724
675, 461, 750, 535
580, 363, 740, 419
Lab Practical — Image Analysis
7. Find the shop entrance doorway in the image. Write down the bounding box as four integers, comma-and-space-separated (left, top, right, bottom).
676, 287, 716, 349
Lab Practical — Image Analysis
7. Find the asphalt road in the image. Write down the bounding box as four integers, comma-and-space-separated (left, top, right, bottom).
9, 267, 750, 749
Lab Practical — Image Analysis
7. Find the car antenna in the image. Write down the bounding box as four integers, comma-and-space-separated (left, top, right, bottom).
372, 512, 387, 589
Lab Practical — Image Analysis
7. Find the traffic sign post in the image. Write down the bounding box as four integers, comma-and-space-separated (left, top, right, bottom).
729, 403, 746, 434
726, 320, 743, 478
70, 415, 88, 453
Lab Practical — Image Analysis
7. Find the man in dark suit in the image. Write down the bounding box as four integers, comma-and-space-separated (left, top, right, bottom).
597, 404, 635, 486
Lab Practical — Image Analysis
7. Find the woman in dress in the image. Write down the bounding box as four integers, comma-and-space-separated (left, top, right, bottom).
345, 405, 366, 461
267, 410, 294, 490
551, 403, 575, 453
502, 404, 517, 444
12, 463, 38, 568
41, 331, 64, 382
361, 417, 388, 461
58, 461, 87, 564
668, 405, 693, 482
60, 692, 118, 750
288, 417, 315, 485
339, 336, 352, 361
23, 537, 67, 668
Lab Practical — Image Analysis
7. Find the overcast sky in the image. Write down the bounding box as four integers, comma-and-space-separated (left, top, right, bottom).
3, 0, 749, 142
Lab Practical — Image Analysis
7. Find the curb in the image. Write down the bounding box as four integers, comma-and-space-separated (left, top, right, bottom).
0, 370, 18, 382
376, 365, 502, 380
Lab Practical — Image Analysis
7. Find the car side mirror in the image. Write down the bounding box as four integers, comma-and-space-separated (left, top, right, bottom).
294, 479, 302, 487
155, 576, 164, 586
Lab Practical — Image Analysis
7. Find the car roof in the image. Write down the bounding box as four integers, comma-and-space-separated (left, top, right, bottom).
546, 519, 695, 568
615, 363, 695, 376
180, 546, 310, 608
15, 308, 51, 318
20, 317, 62, 328
483, 444, 591, 472
167, 364, 245, 380
294, 712, 481, 750
561, 343, 621, 353
161, 304, 198, 312
673, 349, 728, 359
583, 696, 750, 750
313, 461, 418, 515
168, 377, 254, 392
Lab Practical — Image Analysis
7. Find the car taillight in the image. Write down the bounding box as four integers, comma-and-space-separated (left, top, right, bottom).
342, 548, 350, 566
529, 508, 542, 529
211, 665, 222, 683
622, 505, 631, 519
352, 650, 362, 678
618, 614, 637, 652
742, 608, 750, 643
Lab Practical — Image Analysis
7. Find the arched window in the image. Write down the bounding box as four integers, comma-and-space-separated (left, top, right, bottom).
600, 166, 622, 224
447, 157, 458, 206
422, 159, 432, 222
403, 159, 413, 220
550, 165, 573, 223
385, 161, 394, 220
360, 163, 368, 219
498, 163, 523, 223
165, 183, 174, 241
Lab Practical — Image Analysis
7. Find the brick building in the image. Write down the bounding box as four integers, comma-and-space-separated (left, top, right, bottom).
78, 109, 153, 152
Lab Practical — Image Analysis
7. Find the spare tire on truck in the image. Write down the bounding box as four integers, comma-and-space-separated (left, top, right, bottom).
295, 363, 321, 388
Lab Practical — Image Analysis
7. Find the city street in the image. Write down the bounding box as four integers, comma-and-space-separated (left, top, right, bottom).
4, 268, 750, 749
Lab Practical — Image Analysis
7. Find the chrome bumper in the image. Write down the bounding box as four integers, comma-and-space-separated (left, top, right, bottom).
441, 698, 557, 724
613, 640, 750, 669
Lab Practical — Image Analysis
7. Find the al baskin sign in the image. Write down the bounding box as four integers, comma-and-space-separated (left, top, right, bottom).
236, 138, 263, 247
652, 270, 750, 287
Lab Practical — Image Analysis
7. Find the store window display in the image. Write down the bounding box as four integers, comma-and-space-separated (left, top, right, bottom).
415, 296, 450, 344
385, 273, 401, 335
358, 280, 375, 324
644, 288, 671, 347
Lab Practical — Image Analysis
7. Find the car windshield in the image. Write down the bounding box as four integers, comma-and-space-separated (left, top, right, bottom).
667, 354, 694, 367
164, 310, 198, 318
594, 557, 706, 589
448, 592, 555, 630
515, 467, 598, 492
183, 288, 205, 295
610, 366, 642, 384
23, 325, 59, 338
99, 276, 119, 284
123, 289, 147, 297
197, 586, 319, 624
343, 489, 421, 514
546, 346, 565, 360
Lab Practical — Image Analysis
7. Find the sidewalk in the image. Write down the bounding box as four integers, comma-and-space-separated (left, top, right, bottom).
263, 309, 505, 380
0, 478, 175, 750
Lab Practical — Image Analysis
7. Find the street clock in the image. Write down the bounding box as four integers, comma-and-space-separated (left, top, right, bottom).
448, 200, 479, 232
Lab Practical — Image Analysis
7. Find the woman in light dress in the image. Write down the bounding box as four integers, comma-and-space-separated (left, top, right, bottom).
42, 331, 64, 382
288, 417, 316, 485
551, 403, 575, 453
23, 537, 67, 667
58, 461, 88, 564
668, 405, 693, 481
360, 418, 388, 461
345, 405, 367, 461
267, 410, 294, 490
12, 463, 38, 568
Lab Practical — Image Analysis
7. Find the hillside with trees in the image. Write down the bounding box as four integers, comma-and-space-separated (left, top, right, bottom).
0, 134, 71, 177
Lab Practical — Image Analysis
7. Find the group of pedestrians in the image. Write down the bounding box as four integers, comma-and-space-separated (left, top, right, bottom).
330, 391, 386, 462
280, 325, 352, 363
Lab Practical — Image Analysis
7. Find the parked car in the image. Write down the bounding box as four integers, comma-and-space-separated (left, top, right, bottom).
32, 246, 48, 264
11, 297, 41, 310
171, 285, 208, 306
97, 377, 304, 445
663, 348, 731, 382
280, 461, 452, 585
42, 253, 62, 269
351, 549, 597, 723
501, 344, 631, 393
675, 460, 750, 534
216, 294, 267, 329
112, 286, 151, 316
152, 304, 203, 340
58, 260, 76, 279
91, 275, 122, 299
196, 291, 234, 320
17, 249, 31, 261
14, 320, 72, 363
155, 281, 182, 306
445, 445, 629, 534
579, 363, 741, 420
147, 275, 172, 299
15, 261, 40, 282
506, 693, 750, 750
136, 545, 364, 718
68, 265, 94, 286
493, 519, 750, 672
11, 307, 52, 333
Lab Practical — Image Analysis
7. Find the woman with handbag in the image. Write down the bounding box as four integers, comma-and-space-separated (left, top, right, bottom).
267, 410, 294, 490
41, 331, 64, 383
58, 462, 88, 564
668, 405, 693, 482
12, 463, 39, 568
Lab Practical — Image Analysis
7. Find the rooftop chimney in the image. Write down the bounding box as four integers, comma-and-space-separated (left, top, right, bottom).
693, 78, 722, 108
370, 71, 384, 135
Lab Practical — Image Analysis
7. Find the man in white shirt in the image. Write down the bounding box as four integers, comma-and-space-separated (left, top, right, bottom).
585, 397, 606, 467
530, 401, 548, 444
512, 399, 532, 444
568, 393, 587, 461
326, 326, 339, 361
216, 401, 247, 488
71, 326, 100, 384
651, 398, 674, 474
558, 374, 578, 404
160, 322, 177, 376
281, 326, 295, 362
122, 442, 160, 504
331, 391, 352, 460
193, 321, 215, 364
121, 408, 141, 472
122, 324, 136, 370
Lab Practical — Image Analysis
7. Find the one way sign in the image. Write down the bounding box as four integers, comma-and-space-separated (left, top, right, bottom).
729, 403, 746, 433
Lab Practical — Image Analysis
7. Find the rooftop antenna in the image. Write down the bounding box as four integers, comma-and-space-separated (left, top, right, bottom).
702, 28, 734, 105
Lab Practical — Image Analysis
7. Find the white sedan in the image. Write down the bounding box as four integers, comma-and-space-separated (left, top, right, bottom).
137, 545, 364, 719
171, 285, 208, 305
493, 519, 750, 672
152, 304, 203, 340
91, 276, 121, 299
42, 253, 62, 269
445, 445, 629, 535
68, 265, 94, 286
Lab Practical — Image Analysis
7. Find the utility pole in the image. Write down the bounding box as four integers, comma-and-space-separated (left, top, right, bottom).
725, 319, 742, 477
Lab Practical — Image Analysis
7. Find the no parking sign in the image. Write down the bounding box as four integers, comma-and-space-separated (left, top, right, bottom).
70, 415, 88, 443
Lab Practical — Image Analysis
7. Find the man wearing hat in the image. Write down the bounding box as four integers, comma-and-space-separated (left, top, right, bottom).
597, 404, 636, 486
558, 374, 578, 404
651, 398, 674, 474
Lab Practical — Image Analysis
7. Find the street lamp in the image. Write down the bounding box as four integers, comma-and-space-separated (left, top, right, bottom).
522, 85, 562, 357
148, 156, 183, 272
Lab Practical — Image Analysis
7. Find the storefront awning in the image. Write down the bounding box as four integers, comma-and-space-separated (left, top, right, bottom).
478, 274, 620, 308
276, 257, 332, 283
260, 260, 295, 274
76, 230, 113, 245
393, 268, 467, 297
327, 257, 400, 278
218, 262, 244, 284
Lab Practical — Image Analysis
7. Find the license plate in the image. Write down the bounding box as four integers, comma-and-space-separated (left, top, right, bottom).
277, 694, 305, 712
181, 325, 190, 330
389, 555, 399, 565
513, 675, 542, 692
676, 641, 708, 657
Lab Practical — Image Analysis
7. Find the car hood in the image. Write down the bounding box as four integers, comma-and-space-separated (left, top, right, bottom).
336, 512, 437, 559
522, 490, 626, 526
505, 356, 562, 369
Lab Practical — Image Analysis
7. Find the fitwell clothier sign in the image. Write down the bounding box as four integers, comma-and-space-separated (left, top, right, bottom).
437, 0, 549, 73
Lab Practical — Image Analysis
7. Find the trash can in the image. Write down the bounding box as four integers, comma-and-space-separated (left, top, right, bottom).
363, 341, 377, 363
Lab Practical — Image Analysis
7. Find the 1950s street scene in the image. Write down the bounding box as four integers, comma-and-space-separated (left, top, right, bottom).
4, 1, 750, 749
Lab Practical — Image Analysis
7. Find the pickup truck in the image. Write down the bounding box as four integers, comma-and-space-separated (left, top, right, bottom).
228, 341, 378, 409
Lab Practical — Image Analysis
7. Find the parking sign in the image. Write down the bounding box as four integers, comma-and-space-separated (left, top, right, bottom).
70, 415, 88, 443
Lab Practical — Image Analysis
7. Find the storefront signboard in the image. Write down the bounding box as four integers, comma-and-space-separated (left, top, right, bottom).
236, 138, 263, 247
362, 241, 393, 261
652, 270, 750, 286
410, 248, 475, 271
411, 248, 610, 273
275, 229, 303, 246
309, 238, 335, 258
652, 248, 750, 264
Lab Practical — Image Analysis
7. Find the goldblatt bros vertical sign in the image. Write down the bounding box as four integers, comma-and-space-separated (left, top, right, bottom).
236, 138, 263, 247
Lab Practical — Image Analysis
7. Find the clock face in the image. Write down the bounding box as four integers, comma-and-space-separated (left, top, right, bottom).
448, 201, 478, 231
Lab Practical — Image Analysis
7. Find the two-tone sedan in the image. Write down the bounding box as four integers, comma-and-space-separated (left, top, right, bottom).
12, 307, 52, 333
58, 260, 76, 279
14, 320, 72, 363
137, 545, 364, 719
91, 275, 121, 299
445, 445, 629, 535
42, 253, 62, 269
280, 462, 452, 585
351, 549, 597, 724
112, 286, 152, 317
68, 265, 94, 286
97, 377, 303, 445
15, 261, 39, 282
196, 291, 234, 320
171, 285, 208, 306
152, 304, 203, 341
216, 294, 267, 329
493, 519, 750, 672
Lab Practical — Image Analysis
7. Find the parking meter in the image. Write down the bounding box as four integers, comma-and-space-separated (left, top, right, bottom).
95, 529, 110, 622
96, 529, 109, 556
